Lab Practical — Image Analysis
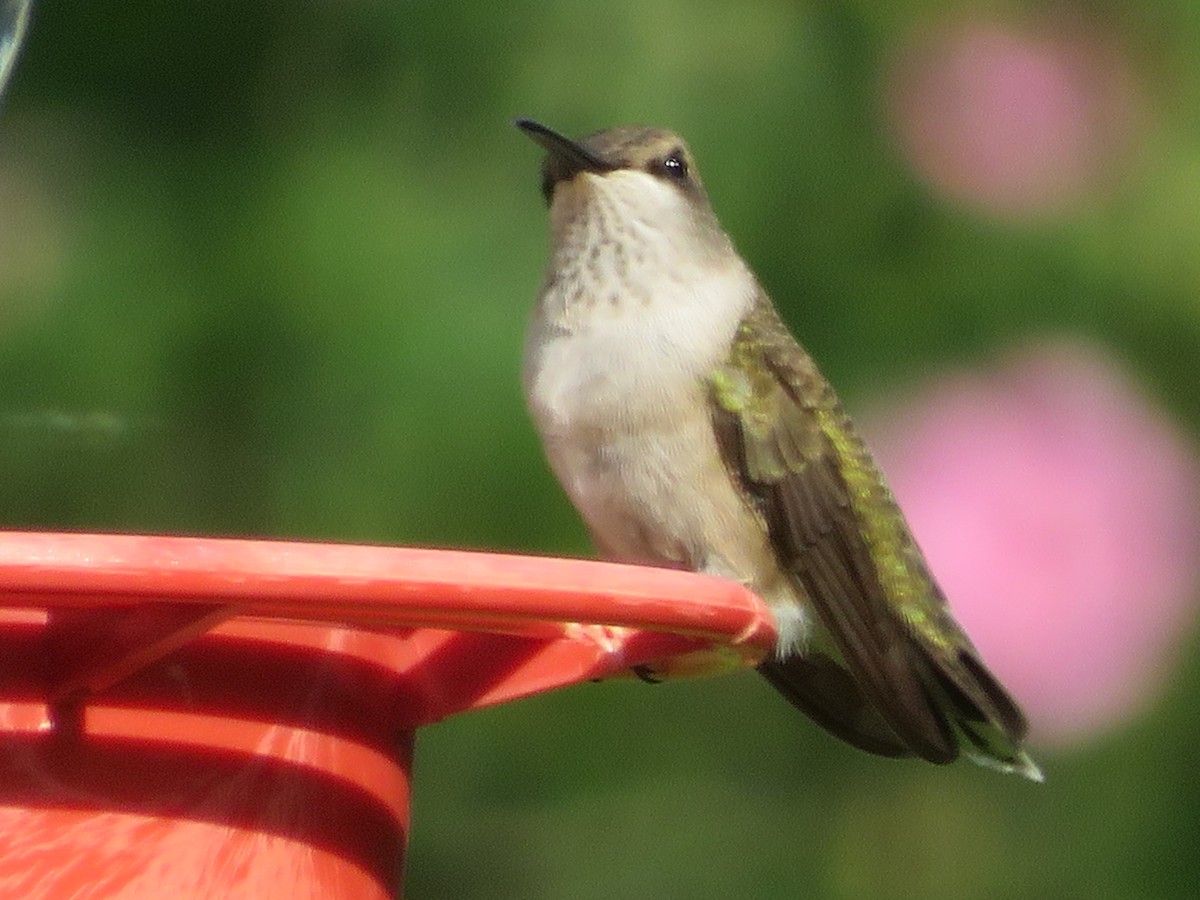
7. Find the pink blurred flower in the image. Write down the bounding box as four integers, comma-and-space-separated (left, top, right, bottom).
865, 339, 1200, 746
885, 15, 1141, 217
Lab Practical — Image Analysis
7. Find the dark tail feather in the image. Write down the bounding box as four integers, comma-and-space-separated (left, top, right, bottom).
758, 654, 922, 760
763, 649, 1044, 780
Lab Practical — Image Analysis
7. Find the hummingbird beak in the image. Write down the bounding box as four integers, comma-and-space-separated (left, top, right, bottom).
516, 119, 616, 177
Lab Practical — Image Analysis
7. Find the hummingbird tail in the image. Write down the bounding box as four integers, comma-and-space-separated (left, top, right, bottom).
758, 654, 915, 759
760, 650, 1043, 780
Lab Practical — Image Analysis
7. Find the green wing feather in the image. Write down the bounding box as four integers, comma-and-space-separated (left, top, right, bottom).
711, 296, 1040, 778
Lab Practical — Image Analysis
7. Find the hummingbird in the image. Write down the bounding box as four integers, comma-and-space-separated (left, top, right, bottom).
517, 119, 1041, 780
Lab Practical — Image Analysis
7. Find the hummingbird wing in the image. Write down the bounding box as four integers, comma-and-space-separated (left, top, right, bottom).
710, 296, 1032, 773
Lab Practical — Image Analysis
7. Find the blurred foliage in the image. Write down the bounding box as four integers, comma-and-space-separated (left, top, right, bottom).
1, 1, 1199, 897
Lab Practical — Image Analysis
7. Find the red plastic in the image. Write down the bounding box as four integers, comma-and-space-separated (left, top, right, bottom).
0, 532, 776, 897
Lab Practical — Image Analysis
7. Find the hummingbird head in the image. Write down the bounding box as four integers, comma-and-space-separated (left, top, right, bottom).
516, 119, 710, 206
516, 120, 739, 306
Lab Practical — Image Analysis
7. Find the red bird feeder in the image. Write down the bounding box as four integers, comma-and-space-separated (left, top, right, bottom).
0, 532, 775, 898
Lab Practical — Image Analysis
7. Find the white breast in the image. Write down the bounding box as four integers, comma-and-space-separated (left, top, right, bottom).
522, 170, 755, 562
525, 274, 752, 433
523, 169, 755, 433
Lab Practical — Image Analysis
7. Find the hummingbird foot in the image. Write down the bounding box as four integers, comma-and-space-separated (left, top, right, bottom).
632, 664, 665, 684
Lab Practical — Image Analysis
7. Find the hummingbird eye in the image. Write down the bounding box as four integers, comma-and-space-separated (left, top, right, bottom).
652, 150, 689, 182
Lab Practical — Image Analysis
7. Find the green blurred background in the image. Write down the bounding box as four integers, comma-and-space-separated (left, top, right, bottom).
2, 2, 1199, 897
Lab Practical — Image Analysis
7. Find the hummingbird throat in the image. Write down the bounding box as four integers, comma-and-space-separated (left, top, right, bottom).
544, 170, 734, 320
